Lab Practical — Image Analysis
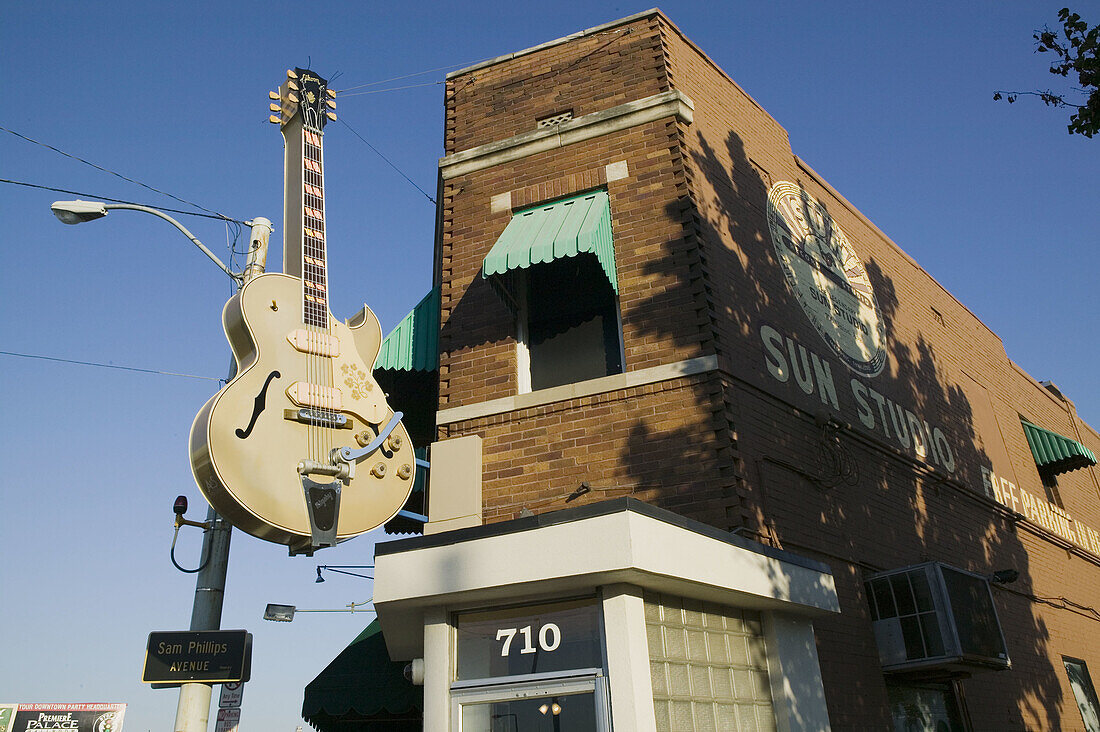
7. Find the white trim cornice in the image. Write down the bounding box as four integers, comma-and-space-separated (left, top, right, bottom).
437, 354, 717, 425
439, 90, 694, 180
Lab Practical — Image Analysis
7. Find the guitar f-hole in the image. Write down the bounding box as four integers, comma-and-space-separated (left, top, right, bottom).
236, 370, 281, 439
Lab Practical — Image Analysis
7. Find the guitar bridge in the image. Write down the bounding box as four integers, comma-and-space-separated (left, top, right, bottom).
284, 408, 352, 429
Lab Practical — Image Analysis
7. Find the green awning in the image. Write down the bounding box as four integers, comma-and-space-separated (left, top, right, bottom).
1021, 419, 1097, 475
482, 190, 616, 305
375, 287, 440, 373
302, 618, 422, 731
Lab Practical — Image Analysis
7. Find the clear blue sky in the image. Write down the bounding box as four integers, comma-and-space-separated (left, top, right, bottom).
1, 2, 1096, 730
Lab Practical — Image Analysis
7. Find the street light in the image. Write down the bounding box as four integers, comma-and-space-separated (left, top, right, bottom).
263, 600, 374, 622
52, 199, 272, 732
51, 200, 243, 282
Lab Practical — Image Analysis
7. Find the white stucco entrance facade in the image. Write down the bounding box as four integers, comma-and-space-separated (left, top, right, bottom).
373, 498, 839, 731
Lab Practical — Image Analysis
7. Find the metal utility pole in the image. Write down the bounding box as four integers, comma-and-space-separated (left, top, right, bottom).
174, 217, 272, 732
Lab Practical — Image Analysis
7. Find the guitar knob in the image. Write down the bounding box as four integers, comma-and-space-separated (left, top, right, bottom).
371, 462, 387, 478
355, 430, 374, 447
397, 464, 412, 480
386, 434, 403, 451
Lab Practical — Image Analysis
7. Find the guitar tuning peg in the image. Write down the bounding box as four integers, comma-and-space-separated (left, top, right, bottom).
286, 69, 298, 80
269, 103, 281, 113
325, 99, 336, 109
268, 91, 279, 100
288, 81, 299, 92
288, 93, 299, 104
326, 88, 336, 98
326, 111, 337, 122
268, 115, 282, 124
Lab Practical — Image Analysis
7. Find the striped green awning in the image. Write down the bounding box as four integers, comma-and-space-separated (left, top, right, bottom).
1021, 419, 1097, 475
374, 287, 440, 373
482, 190, 616, 303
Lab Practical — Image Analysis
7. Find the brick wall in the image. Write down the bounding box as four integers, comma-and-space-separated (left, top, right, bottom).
435, 9, 1100, 730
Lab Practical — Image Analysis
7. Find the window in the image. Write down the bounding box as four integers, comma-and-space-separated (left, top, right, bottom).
481, 190, 624, 393
452, 599, 610, 731
518, 255, 623, 392
864, 562, 1010, 673
1041, 471, 1064, 509
886, 682, 967, 732
867, 568, 946, 662
1064, 657, 1100, 732
644, 592, 776, 731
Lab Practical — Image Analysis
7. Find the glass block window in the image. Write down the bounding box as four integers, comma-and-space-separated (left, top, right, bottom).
644, 592, 776, 732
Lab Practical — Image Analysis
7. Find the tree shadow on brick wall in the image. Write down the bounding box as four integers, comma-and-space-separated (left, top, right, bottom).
439, 275, 515, 355
618, 127, 1063, 728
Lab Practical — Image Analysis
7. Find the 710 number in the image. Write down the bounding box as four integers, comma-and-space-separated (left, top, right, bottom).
495, 623, 561, 656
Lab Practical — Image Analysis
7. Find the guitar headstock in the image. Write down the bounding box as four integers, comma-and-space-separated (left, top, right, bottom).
269, 68, 336, 131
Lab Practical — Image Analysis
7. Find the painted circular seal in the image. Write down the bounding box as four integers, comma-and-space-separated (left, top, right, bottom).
766, 181, 886, 377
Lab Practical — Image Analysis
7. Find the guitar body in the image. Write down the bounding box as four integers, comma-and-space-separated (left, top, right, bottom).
190, 273, 415, 547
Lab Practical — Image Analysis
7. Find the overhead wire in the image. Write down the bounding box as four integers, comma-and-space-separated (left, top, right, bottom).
0, 125, 235, 221
338, 117, 436, 204
0, 350, 224, 384
0, 178, 248, 224
334, 60, 485, 93
336, 80, 443, 98
2, 176, 247, 295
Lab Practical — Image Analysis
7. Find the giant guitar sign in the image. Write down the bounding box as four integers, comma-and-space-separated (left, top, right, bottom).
189, 69, 415, 554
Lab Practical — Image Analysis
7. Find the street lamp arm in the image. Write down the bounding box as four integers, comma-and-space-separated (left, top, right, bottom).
101, 203, 242, 282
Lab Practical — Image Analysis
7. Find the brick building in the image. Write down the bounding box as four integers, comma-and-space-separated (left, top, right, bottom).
309, 9, 1100, 732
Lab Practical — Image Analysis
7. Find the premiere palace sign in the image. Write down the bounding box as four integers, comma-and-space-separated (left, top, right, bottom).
0, 705, 125, 732
763, 181, 1100, 558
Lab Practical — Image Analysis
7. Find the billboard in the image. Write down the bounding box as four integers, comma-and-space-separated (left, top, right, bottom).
0, 704, 125, 732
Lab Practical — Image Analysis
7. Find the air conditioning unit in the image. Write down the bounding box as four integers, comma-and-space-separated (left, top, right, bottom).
865, 562, 1010, 675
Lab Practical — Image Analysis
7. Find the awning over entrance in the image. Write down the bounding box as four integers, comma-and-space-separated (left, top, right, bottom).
1021, 419, 1097, 475
302, 619, 422, 731
375, 287, 440, 373
482, 190, 617, 306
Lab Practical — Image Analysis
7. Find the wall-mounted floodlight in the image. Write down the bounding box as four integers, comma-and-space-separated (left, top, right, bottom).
315, 565, 374, 583
264, 604, 297, 622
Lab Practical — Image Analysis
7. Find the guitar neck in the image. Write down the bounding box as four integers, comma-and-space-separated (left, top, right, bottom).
282, 118, 330, 329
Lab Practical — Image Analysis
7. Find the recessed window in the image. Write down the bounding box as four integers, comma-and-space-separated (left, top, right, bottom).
1064, 657, 1100, 732
481, 190, 624, 394
452, 599, 609, 731
521, 256, 622, 392
886, 683, 967, 732
1041, 471, 1065, 508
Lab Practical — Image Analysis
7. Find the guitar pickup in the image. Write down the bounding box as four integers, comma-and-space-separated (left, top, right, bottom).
284, 408, 352, 429
286, 329, 340, 357
286, 382, 343, 410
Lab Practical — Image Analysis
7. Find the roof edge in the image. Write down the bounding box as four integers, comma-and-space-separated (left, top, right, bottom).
446, 8, 662, 79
